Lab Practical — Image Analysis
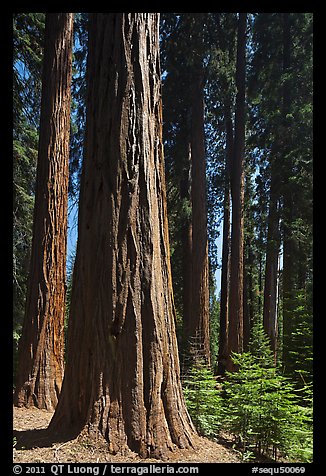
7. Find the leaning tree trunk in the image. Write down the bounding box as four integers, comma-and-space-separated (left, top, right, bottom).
49, 13, 196, 459
14, 13, 73, 411
227, 12, 246, 372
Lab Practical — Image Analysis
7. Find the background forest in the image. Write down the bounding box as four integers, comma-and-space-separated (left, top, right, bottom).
13, 13, 313, 463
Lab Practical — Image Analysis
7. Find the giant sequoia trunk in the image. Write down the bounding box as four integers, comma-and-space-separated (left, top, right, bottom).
49, 13, 196, 459
227, 13, 246, 371
14, 13, 73, 410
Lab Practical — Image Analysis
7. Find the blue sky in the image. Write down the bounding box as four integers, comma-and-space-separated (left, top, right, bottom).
66, 198, 78, 263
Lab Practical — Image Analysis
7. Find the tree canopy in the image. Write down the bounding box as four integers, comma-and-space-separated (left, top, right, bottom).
13, 12, 313, 463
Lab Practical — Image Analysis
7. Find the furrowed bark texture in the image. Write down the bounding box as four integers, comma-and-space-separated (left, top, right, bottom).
14, 13, 73, 411
49, 13, 196, 459
227, 12, 246, 371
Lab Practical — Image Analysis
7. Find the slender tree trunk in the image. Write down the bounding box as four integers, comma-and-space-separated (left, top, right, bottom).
181, 142, 193, 352
281, 13, 295, 374
49, 13, 196, 459
190, 69, 210, 365
227, 12, 246, 371
14, 13, 73, 411
217, 102, 232, 375
258, 237, 264, 317
243, 165, 257, 351
243, 241, 254, 351
263, 168, 280, 362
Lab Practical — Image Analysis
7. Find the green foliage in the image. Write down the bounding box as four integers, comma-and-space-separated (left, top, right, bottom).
209, 276, 220, 370
13, 13, 45, 379
283, 288, 313, 386
12, 15, 313, 464
183, 359, 224, 438
69, 13, 88, 198
248, 319, 275, 367
182, 323, 313, 462
223, 322, 313, 462
286, 383, 313, 462
64, 247, 76, 358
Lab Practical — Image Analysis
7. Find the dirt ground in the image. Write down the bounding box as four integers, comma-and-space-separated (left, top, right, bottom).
13, 406, 241, 464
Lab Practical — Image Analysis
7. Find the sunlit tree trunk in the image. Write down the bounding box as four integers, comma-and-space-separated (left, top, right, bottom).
14, 13, 73, 410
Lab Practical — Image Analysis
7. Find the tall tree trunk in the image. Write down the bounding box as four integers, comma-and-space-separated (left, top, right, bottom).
217, 102, 232, 375
189, 69, 210, 365
281, 13, 295, 374
258, 236, 264, 317
14, 13, 73, 411
49, 13, 196, 459
243, 240, 254, 351
227, 13, 246, 371
263, 168, 280, 362
181, 142, 193, 354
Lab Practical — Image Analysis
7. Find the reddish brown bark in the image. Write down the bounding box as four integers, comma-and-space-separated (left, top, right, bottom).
14, 13, 73, 411
49, 13, 196, 459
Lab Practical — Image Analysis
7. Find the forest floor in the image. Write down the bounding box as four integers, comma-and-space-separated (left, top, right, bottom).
13, 406, 242, 464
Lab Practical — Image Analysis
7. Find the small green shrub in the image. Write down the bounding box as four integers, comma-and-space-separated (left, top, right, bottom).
222, 322, 313, 462
183, 359, 224, 438
182, 322, 313, 462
